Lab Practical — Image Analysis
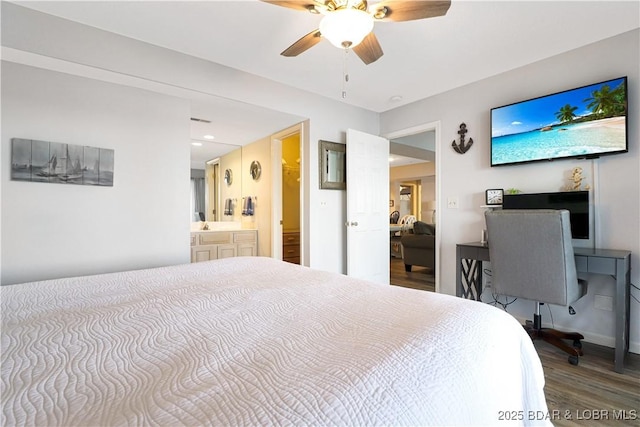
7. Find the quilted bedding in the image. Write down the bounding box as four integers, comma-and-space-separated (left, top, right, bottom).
1, 256, 551, 426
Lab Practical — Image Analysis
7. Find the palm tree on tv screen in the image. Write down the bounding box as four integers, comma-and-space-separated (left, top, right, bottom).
555, 104, 578, 124
584, 81, 626, 118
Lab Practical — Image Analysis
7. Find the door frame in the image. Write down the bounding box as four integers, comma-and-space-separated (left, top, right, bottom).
383, 121, 441, 292
271, 122, 305, 263
205, 159, 220, 222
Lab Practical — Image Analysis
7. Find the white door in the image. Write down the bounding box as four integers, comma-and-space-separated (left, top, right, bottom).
346, 129, 390, 284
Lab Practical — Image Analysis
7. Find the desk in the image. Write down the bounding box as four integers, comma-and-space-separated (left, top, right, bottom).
456, 242, 631, 373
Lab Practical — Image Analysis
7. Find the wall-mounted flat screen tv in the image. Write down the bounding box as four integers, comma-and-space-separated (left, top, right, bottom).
491, 77, 628, 167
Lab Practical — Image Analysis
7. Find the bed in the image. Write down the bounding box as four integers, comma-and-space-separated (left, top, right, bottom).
2, 256, 551, 426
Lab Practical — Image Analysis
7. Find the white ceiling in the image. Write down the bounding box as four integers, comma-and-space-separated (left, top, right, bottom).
12, 0, 639, 165
389, 154, 428, 167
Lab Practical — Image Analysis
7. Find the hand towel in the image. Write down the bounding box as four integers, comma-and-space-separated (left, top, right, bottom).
242, 196, 254, 216
224, 198, 233, 216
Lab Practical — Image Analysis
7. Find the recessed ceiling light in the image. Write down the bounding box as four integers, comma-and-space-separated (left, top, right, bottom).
389, 157, 395, 162
204, 135, 215, 140
191, 142, 203, 146
390, 95, 403, 102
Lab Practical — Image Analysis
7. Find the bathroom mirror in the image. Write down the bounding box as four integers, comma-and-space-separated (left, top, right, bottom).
319, 140, 346, 190
211, 147, 241, 222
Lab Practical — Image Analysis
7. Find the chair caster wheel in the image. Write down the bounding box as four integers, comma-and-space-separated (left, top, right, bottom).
573, 340, 582, 349
568, 355, 579, 366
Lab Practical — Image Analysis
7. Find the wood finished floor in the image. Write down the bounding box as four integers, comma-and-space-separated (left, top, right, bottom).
389, 258, 639, 425
536, 340, 639, 426
389, 257, 435, 292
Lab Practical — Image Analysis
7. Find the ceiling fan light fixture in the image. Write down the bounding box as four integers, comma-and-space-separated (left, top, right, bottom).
373, 6, 388, 20
306, 4, 320, 14
319, 9, 374, 49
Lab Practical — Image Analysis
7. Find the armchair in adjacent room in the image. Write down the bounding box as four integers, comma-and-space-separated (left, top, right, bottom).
485, 209, 588, 365
400, 221, 435, 272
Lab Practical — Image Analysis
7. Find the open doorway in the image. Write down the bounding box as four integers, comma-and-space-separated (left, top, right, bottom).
271, 123, 305, 265
397, 181, 422, 220
281, 133, 301, 264
386, 122, 440, 292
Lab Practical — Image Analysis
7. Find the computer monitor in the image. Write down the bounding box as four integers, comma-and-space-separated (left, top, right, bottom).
502, 191, 590, 239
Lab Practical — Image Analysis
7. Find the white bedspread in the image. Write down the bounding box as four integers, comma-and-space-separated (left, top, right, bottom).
2, 257, 550, 426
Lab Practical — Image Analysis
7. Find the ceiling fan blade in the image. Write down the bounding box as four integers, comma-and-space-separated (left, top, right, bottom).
260, 0, 323, 13
371, 0, 451, 22
352, 32, 383, 65
281, 29, 323, 57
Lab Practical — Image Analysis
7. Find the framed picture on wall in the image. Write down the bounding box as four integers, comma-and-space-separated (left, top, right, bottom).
11, 138, 114, 186
319, 140, 346, 190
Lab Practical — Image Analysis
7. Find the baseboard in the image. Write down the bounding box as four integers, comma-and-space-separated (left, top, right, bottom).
513, 315, 639, 355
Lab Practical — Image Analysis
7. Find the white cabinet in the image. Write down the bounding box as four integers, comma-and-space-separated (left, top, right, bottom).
237, 243, 257, 257
217, 244, 237, 259
235, 231, 258, 257
191, 230, 257, 262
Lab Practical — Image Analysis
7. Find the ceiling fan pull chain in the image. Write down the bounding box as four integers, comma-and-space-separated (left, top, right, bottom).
342, 48, 350, 99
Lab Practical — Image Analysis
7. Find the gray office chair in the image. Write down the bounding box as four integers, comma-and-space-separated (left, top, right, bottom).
485, 209, 587, 365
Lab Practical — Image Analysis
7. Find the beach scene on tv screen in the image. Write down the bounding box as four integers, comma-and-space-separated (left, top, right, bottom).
491, 78, 626, 165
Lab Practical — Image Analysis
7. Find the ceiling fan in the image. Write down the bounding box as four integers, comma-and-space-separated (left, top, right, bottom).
261, 0, 451, 65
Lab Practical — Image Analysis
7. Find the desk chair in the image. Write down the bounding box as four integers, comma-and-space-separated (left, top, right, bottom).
485, 209, 587, 365
399, 215, 416, 226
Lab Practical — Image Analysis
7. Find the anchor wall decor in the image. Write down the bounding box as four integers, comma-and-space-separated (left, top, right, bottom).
451, 123, 473, 154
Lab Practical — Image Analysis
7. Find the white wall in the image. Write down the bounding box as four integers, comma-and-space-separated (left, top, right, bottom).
380, 29, 640, 351
1, 62, 191, 285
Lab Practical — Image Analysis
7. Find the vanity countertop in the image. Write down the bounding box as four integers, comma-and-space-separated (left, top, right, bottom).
190, 221, 248, 232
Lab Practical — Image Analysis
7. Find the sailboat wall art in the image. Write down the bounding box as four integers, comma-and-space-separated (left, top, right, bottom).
11, 138, 114, 187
